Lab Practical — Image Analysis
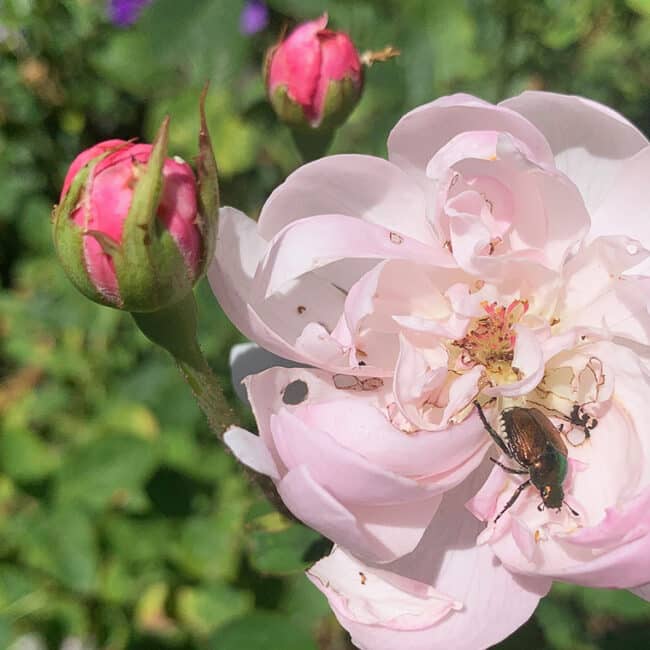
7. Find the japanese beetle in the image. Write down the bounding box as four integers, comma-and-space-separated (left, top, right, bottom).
473, 401, 583, 523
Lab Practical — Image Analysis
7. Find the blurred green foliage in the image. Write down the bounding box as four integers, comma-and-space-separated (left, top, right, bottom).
1, 0, 650, 648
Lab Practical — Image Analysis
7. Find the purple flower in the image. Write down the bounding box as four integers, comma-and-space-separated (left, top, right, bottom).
108, 0, 153, 27
239, 0, 269, 35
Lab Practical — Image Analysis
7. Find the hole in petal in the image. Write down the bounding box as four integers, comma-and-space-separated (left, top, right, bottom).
282, 380, 309, 405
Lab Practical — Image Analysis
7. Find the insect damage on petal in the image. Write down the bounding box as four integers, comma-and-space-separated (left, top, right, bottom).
282, 379, 309, 404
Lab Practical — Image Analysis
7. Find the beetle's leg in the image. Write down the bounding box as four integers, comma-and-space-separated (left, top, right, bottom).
494, 480, 531, 523
489, 457, 528, 475
570, 404, 598, 436
525, 399, 596, 445
473, 400, 510, 455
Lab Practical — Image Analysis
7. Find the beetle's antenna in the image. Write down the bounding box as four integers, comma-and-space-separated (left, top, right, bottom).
564, 501, 580, 517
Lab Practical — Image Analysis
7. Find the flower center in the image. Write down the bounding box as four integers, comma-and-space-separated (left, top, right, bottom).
453, 299, 528, 383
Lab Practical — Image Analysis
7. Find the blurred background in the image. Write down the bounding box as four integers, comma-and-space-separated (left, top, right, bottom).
1, 0, 650, 648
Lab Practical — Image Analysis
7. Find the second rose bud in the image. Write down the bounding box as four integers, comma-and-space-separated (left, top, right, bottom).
265, 14, 364, 132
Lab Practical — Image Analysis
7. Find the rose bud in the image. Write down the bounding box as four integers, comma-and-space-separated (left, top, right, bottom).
265, 14, 363, 132
53, 98, 218, 312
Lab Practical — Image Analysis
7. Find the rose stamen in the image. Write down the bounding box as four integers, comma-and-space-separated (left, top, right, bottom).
453, 299, 528, 381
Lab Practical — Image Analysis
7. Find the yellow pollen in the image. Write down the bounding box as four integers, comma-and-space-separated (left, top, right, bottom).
453, 299, 528, 382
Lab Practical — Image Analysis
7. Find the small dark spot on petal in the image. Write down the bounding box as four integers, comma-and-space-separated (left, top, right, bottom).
282, 379, 308, 405
358, 360, 367, 366
297, 305, 306, 314
389, 231, 404, 244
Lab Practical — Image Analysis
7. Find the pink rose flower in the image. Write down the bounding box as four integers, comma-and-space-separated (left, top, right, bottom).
212, 91, 650, 646
211, 93, 601, 377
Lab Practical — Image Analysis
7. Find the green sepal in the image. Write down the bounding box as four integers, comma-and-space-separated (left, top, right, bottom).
115, 117, 194, 312
196, 84, 220, 278
52, 155, 106, 305
317, 73, 364, 132
269, 74, 363, 162
269, 84, 312, 131
132, 292, 203, 368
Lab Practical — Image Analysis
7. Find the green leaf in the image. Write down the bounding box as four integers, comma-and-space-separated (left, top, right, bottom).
12, 507, 98, 594
0, 618, 12, 648
279, 575, 332, 637
146, 88, 261, 178
177, 583, 253, 636
0, 564, 47, 616
208, 612, 318, 650
246, 514, 323, 576
54, 435, 157, 511
103, 516, 173, 566
170, 510, 244, 581
536, 598, 592, 650
0, 426, 58, 482
91, 30, 173, 96
627, 0, 650, 16
577, 587, 650, 621
135, 581, 179, 638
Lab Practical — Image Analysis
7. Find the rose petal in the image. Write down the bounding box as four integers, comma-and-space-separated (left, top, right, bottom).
270, 408, 432, 506
502, 91, 648, 215
277, 465, 390, 562
557, 236, 650, 345
294, 397, 488, 484
258, 154, 436, 244
307, 548, 462, 631
312, 464, 550, 650
631, 583, 650, 602
388, 94, 554, 185
486, 325, 545, 398
256, 214, 454, 299
589, 145, 650, 276
210, 207, 363, 368
223, 426, 280, 480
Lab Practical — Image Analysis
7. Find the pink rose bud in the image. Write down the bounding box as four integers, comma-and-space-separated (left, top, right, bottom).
265, 14, 363, 130
53, 95, 219, 312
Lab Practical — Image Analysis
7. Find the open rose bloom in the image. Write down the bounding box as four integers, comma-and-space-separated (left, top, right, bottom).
210, 92, 650, 648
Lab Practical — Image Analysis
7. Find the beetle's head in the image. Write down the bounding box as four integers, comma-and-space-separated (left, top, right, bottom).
540, 484, 564, 510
